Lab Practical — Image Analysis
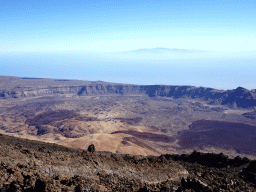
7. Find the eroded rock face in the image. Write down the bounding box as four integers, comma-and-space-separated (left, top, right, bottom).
222, 87, 256, 108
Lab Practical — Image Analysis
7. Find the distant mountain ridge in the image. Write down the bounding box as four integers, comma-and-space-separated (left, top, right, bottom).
0, 76, 255, 109
123, 47, 205, 54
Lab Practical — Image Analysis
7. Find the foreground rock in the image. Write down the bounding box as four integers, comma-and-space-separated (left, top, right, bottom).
87, 144, 95, 153
0, 134, 255, 191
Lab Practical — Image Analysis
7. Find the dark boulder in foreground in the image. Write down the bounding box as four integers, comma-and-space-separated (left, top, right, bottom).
87, 144, 95, 153
243, 160, 256, 184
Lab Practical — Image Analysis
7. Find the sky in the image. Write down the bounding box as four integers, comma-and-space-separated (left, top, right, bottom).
0, 0, 256, 89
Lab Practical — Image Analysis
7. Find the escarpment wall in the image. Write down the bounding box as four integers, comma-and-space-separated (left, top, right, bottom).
0, 84, 227, 100
0, 76, 255, 108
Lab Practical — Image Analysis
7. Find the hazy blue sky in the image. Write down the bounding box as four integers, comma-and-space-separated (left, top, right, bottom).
1, 0, 256, 52
0, 0, 255, 89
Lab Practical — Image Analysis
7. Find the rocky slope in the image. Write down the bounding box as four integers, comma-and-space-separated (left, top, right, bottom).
0, 133, 256, 192
0, 76, 256, 109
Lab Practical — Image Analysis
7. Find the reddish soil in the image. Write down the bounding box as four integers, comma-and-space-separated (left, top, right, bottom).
111, 130, 176, 143
114, 117, 143, 125
25, 110, 78, 126
122, 137, 159, 153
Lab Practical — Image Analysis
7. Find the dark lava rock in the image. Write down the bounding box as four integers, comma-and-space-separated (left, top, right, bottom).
88, 144, 95, 153
0, 134, 256, 191
180, 177, 212, 192
243, 160, 256, 184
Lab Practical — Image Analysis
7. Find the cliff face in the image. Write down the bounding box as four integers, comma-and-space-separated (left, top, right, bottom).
0, 76, 256, 108
222, 87, 256, 108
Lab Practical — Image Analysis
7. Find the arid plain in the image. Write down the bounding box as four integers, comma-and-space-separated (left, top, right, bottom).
0, 75, 256, 158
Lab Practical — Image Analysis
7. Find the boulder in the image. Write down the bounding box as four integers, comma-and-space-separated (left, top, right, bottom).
88, 144, 95, 153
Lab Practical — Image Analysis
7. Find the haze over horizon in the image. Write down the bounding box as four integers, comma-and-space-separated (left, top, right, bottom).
1, 0, 255, 90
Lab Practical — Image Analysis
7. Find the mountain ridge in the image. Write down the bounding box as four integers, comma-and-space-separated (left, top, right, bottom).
0, 76, 255, 109
122, 47, 205, 54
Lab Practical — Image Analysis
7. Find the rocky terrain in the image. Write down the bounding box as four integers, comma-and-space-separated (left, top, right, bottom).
0, 75, 256, 159
0, 133, 256, 191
